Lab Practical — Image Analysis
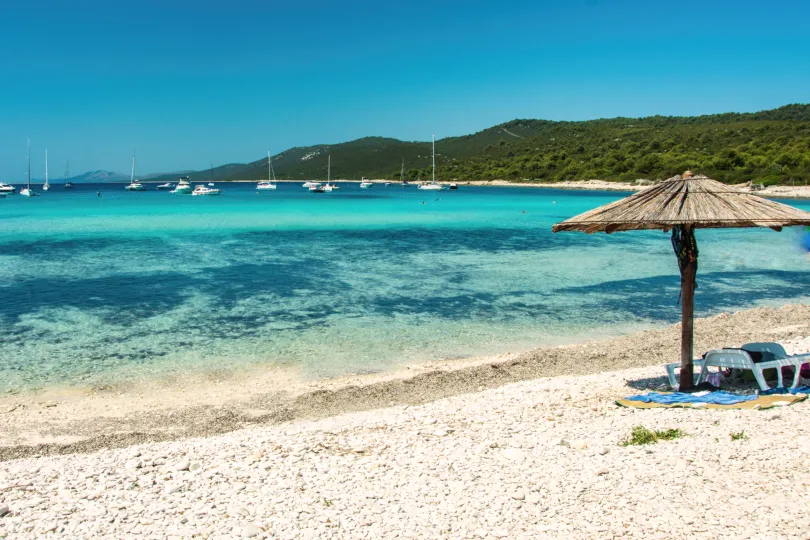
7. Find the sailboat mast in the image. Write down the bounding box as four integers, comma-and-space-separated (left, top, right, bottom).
328, 155, 331, 183
431, 133, 436, 184
45, 148, 49, 186
65, 159, 69, 181
27, 138, 31, 189
131, 151, 136, 183
267, 151, 271, 182
400, 159, 404, 182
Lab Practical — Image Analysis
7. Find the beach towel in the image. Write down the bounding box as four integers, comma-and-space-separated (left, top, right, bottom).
616, 394, 806, 410
759, 385, 810, 396
625, 391, 758, 406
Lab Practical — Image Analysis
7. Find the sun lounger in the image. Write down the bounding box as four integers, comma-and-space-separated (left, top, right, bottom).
696, 342, 808, 391
665, 360, 706, 389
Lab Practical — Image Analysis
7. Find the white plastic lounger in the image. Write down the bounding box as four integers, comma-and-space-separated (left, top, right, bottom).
665, 360, 706, 389
696, 342, 808, 391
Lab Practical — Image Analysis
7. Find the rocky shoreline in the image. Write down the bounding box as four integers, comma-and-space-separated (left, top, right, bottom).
1, 304, 809, 536
2, 304, 809, 463
462, 179, 810, 199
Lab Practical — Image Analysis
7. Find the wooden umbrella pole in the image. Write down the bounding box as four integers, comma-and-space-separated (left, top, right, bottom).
680, 253, 697, 391
673, 225, 699, 392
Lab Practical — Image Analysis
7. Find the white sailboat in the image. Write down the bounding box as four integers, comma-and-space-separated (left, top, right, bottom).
20, 139, 38, 197
42, 149, 50, 191
310, 155, 330, 193
257, 150, 278, 190
64, 160, 74, 189
418, 133, 444, 191
125, 152, 145, 191
322, 155, 339, 192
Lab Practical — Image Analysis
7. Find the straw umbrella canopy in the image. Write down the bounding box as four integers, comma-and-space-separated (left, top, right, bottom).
552, 171, 810, 390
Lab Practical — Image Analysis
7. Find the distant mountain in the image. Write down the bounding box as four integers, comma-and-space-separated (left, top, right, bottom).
32, 169, 196, 184
65, 170, 129, 184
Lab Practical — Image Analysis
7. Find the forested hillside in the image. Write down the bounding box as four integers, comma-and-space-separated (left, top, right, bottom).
151, 104, 810, 185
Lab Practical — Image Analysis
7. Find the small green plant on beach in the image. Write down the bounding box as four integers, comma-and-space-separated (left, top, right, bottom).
730, 431, 748, 441
619, 426, 686, 446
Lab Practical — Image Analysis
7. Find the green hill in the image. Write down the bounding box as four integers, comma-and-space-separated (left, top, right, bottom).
153, 103, 810, 185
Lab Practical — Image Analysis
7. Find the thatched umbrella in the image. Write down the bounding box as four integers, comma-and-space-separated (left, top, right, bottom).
552, 171, 810, 390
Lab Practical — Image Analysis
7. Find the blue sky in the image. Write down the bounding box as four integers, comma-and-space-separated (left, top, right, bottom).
1, 0, 809, 179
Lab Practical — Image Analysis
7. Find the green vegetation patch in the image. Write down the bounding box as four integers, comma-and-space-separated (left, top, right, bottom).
619, 425, 687, 446
730, 431, 748, 441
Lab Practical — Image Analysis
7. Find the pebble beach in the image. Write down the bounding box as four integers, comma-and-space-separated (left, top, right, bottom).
2, 304, 810, 538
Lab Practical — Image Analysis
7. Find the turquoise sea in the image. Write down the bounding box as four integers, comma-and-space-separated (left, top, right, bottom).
1, 182, 809, 392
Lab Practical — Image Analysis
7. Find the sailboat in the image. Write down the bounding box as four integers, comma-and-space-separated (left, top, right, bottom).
323, 155, 339, 192
124, 152, 145, 191
399, 159, 408, 186
360, 176, 373, 188
257, 151, 278, 190
42, 149, 50, 191
310, 155, 329, 193
20, 139, 38, 197
418, 133, 444, 191
64, 160, 74, 189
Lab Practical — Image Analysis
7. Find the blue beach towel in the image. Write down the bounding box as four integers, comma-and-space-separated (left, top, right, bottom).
759, 386, 810, 396
626, 391, 758, 406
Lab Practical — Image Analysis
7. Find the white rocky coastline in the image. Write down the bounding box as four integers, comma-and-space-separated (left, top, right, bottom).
2, 354, 810, 537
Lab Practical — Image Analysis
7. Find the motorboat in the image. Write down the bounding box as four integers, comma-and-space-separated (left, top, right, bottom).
257, 151, 278, 190
0, 182, 15, 194
449, 183, 458, 190
418, 134, 444, 191
208, 182, 215, 187
303, 180, 320, 189
20, 139, 38, 197
171, 176, 193, 194
192, 185, 221, 196
156, 183, 175, 190
360, 177, 373, 188
125, 152, 145, 191
322, 183, 338, 192
309, 183, 325, 193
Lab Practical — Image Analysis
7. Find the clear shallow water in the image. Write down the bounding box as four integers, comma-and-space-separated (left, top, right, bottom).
1, 182, 809, 392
